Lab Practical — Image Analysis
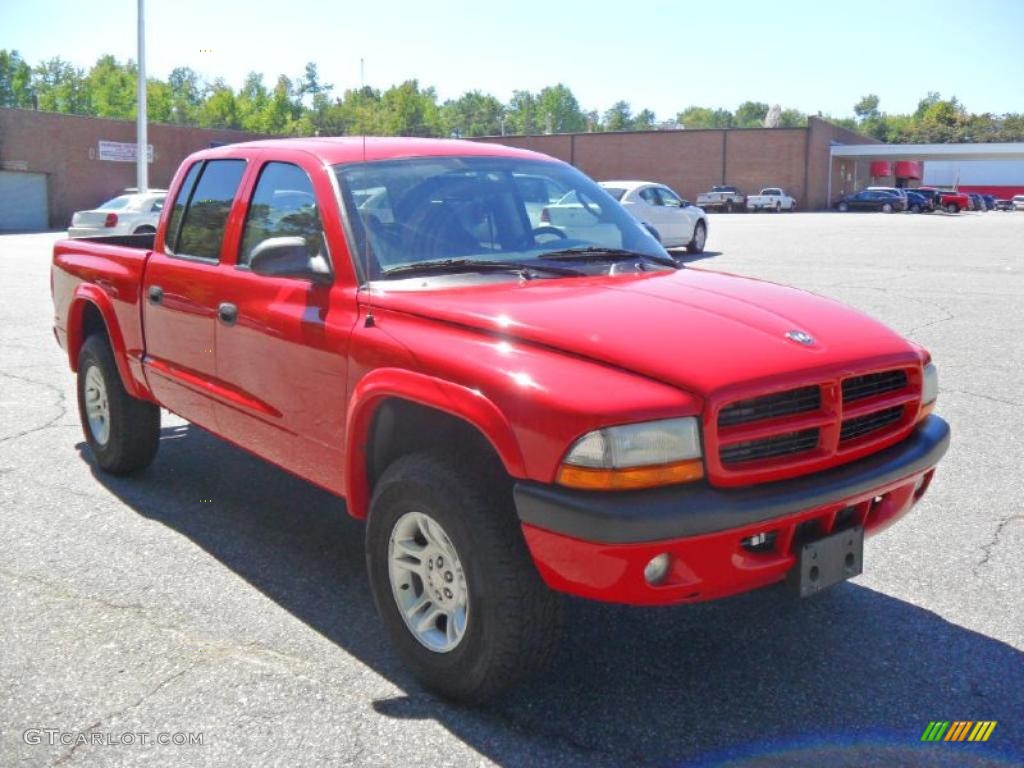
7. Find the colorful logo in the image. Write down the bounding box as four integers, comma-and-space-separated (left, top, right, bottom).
921, 721, 997, 742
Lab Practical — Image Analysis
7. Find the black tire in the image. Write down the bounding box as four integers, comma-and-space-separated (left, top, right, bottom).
687, 220, 707, 254
77, 334, 160, 474
725, 201, 734, 213
881, 202, 893, 213
837, 201, 849, 212
775, 202, 781, 213
911, 204, 922, 213
946, 203, 960, 214
366, 452, 563, 703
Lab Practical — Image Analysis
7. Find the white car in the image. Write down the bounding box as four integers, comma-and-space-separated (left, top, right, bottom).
68, 190, 167, 238
1013, 194, 1024, 211
599, 180, 708, 253
746, 187, 797, 212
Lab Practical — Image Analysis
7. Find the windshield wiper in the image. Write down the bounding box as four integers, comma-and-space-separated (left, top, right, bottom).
538, 247, 678, 269
379, 258, 584, 280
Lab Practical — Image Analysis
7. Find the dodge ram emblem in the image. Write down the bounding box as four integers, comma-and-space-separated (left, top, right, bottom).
786, 330, 814, 345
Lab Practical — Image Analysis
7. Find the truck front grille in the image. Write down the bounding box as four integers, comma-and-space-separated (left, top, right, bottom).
718, 386, 821, 428
707, 366, 921, 486
720, 429, 820, 465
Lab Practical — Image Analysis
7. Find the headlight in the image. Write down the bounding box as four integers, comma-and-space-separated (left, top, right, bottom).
557, 417, 704, 490
922, 362, 938, 405
920, 362, 938, 418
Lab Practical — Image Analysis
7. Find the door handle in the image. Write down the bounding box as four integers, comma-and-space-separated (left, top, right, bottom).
218, 302, 238, 326
147, 285, 163, 305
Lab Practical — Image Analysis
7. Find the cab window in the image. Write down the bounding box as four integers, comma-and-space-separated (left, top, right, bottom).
173, 159, 246, 261
639, 187, 662, 205
239, 162, 325, 267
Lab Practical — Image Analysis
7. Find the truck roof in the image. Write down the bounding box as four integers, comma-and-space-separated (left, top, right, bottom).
192, 136, 555, 165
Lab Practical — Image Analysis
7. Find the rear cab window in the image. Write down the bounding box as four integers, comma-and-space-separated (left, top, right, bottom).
165, 159, 246, 261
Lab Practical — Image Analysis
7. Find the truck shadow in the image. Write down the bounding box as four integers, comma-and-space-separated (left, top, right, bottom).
79, 424, 1023, 767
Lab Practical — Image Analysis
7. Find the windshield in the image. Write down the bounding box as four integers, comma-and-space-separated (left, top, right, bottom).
334, 157, 667, 280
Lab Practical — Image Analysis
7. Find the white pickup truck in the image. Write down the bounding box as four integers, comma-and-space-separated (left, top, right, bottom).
746, 187, 797, 212
695, 185, 746, 212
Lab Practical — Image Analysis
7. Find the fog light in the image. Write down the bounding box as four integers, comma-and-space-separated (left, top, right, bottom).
741, 531, 777, 553
644, 553, 671, 585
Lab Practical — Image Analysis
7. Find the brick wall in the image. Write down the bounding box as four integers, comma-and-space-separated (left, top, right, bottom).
0, 108, 267, 228
475, 118, 876, 210
805, 116, 881, 209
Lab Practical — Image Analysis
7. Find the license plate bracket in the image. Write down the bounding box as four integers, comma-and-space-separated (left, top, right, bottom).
788, 525, 864, 598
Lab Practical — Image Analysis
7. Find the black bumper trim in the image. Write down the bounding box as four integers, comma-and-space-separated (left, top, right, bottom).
514, 415, 950, 544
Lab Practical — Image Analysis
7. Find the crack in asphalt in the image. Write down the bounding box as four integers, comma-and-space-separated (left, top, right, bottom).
944, 389, 1024, 408
0, 370, 70, 444
974, 515, 1024, 575
50, 667, 194, 767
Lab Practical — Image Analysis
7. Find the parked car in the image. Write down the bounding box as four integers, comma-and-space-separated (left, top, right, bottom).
904, 190, 934, 213
867, 186, 910, 206
1014, 194, 1024, 211
916, 187, 971, 214
746, 187, 797, 212
835, 189, 907, 213
967, 192, 985, 211
68, 190, 167, 238
598, 181, 707, 252
995, 198, 1014, 211
981, 194, 996, 211
695, 185, 746, 212
51, 137, 949, 703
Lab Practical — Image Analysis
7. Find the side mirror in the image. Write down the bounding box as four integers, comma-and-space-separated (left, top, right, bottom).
249, 236, 332, 284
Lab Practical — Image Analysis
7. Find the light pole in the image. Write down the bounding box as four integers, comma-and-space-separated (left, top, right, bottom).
136, 0, 148, 192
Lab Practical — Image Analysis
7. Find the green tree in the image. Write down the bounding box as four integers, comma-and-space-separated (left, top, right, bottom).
87, 55, 137, 118
853, 94, 880, 120
505, 90, 539, 135
32, 57, 91, 114
0, 49, 34, 108
734, 101, 769, 128
676, 106, 734, 129
441, 90, 505, 137
166, 67, 203, 124
536, 84, 585, 133
632, 108, 656, 130
197, 79, 239, 129
378, 80, 442, 137
603, 100, 633, 131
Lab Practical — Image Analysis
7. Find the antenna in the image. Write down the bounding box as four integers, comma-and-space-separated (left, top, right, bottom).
361, 57, 375, 328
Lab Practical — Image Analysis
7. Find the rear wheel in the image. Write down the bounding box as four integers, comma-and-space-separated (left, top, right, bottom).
687, 221, 707, 254
775, 202, 781, 213
837, 201, 849, 212
724, 201, 734, 213
77, 334, 160, 474
366, 452, 562, 703
911, 204, 922, 213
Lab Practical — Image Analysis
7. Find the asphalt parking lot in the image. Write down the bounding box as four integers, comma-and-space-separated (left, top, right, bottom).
2, 211, 1022, 767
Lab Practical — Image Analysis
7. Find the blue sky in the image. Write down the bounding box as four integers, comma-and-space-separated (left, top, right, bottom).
3, 0, 1023, 118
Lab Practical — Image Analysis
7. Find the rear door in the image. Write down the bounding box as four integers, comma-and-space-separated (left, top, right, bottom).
141, 157, 248, 430
212, 152, 357, 494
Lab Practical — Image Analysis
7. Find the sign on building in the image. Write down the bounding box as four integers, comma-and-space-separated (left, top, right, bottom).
97, 140, 154, 163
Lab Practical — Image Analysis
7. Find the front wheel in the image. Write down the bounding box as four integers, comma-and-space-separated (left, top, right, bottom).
881, 202, 893, 213
77, 334, 160, 474
366, 453, 562, 703
687, 220, 707, 254
837, 201, 849, 212
724, 201, 734, 213
946, 203, 960, 214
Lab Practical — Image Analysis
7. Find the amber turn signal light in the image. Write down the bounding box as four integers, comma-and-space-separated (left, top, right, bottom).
556, 458, 704, 491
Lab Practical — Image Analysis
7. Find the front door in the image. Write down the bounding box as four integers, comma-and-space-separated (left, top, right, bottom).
142, 158, 247, 430
212, 156, 357, 494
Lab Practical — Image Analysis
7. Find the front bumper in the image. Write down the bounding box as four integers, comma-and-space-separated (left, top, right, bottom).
514, 415, 949, 605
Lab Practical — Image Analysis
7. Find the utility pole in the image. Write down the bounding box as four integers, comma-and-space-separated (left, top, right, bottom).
136, 0, 148, 192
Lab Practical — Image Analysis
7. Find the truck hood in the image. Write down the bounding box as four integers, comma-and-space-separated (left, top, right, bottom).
372, 268, 918, 396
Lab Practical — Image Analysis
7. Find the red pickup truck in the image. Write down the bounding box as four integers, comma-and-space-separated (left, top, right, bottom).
916, 187, 971, 214
51, 138, 949, 702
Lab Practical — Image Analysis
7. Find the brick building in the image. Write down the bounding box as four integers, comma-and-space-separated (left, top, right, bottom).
473, 117, 880, 211
0, 108, 266, 230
